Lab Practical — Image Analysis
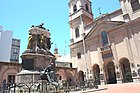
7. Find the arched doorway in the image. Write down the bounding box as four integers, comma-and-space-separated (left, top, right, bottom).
104, 61, 117, 84
78, 71, 85, 86
120, 58, 133, 83
56, 70, 63, 81
66, 71, 75, 86
93, 64, 100, 85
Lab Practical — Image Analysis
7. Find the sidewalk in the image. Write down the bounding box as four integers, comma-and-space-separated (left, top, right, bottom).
76, 83, 140, 93
70, 83, 140, 93
70, 86, 107, 93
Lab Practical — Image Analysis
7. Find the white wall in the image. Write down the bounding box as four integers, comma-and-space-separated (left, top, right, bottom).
0, 30, 13, 62
0, 26, 3, 37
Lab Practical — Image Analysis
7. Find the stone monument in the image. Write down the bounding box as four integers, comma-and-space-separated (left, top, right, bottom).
16, 23, 57, 93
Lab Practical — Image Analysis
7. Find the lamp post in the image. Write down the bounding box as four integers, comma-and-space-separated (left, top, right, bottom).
81, 33, 88, 83
12, 83, 16, 93
80, 14, 88, 84
64, 62, 70, 88
9, 83, 21, 93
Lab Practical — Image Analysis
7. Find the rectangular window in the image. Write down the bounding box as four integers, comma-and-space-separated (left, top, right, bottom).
8, 75, 15, 83
77, 52, 81, 59
13, 48, 18, 54
13, 55, 18, 60
10, 55, 18, 61
131, 0, 140, 12
12, 39, 20, 47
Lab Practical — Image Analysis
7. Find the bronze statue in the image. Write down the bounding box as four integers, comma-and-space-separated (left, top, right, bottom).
35, 23, 46, 30
46, 38, 51, 50
40, 62, 58, 86
27, 33, 36, 50
26, 23, 52, 54
40, 35, 47, 50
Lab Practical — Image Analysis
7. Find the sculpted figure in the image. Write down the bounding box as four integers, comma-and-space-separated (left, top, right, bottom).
35, 23, 46, 30
36, 34, 41, 49
46, 38, 51, 50
40, 35, 51, 51
40, 63, 58, 86
27, 33, 36, 50
40, 35, 47, 50
27, 23, 52, 53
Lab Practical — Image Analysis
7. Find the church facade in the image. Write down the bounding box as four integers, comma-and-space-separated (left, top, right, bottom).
69, 0, 140, 84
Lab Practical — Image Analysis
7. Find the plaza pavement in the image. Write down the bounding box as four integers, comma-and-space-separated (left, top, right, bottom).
70, 83, 140, 93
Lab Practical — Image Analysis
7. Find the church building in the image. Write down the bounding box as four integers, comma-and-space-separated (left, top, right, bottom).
69, 0, 140, 84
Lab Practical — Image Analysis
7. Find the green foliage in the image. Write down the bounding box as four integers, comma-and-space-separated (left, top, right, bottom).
124, 72, 133, 82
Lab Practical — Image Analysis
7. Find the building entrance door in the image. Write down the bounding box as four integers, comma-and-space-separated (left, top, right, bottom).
93, 64, 100, 85
105, 61, 117, 84
120, 58, 133, 83
78, 71, 85, 86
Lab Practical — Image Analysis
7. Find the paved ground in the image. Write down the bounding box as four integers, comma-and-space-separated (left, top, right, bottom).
70, 83, 140, 93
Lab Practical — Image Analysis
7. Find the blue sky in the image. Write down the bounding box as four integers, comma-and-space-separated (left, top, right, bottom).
0, 0, 120, 62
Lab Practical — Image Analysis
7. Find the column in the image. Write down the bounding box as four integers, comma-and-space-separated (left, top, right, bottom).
97, 47, 106, 85
111, 42, 123, 84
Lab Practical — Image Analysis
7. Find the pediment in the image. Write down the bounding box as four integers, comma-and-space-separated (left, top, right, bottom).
85, 21, 124, 39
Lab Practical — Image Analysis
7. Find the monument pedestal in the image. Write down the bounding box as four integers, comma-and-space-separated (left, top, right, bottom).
21, 53, 55, 71
16, 52, 55, 84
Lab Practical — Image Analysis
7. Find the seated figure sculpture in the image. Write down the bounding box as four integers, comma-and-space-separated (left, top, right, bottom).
40, 63, 59, 86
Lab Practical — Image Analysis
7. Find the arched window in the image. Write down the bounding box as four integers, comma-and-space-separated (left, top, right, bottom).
85, 3, 89, 12
73, 4, 77, 12
131, 0, 140, 12
8, 75, 15, 83
101, 31, 109, 46
75, 27, 80, 38
59, 76, 62, 80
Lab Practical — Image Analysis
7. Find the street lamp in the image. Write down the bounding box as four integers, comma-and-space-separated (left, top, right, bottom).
11, 83, 16, 93
81, 33, 88, 83
80, 14, 88, 83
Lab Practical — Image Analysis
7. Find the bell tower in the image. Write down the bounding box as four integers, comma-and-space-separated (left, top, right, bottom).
119, 0, 140, 21
68, 0, 93, 44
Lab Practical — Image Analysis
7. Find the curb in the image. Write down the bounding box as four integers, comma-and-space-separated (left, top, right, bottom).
70, 88, 107, 93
